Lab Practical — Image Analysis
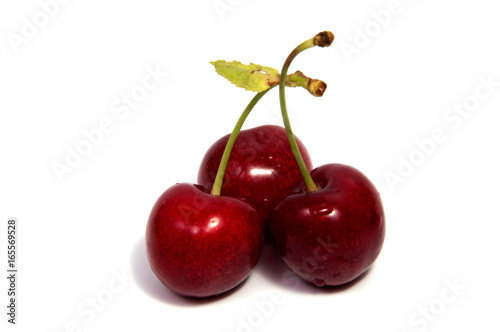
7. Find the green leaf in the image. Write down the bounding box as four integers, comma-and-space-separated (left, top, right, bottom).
211, 60, 280, 92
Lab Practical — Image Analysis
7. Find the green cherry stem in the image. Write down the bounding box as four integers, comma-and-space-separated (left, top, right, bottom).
211, 88, 270, 196
279, 31, 334, 192
211, 71, 329, 196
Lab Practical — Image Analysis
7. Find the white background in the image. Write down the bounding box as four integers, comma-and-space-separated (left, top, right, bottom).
1, 0, 499, 331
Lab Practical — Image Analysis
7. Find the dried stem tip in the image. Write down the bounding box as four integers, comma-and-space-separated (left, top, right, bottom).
308, 79, 327, 97
314, 31, 335, 47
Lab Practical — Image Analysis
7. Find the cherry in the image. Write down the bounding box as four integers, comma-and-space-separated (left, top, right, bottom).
146, 183, 264, 297
268, 164, 385, 286
198, 70, 326, 224
198, 124, 312, 223
268, 31, 386, 287
146, 87, 271, 297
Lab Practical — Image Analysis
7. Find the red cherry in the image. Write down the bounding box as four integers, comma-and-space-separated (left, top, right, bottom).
146, 183, 265, 297
268, 163, 385, 287
198, 125, 313, 224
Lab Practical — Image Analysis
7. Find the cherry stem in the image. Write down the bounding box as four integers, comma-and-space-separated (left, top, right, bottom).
211, 88, 271, 196
279, 31, 334, 192
210, 70, 329, 196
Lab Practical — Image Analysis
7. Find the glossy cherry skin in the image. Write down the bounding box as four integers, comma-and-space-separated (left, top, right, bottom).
268, 164, 385, 287
198, 125, 313, 224
146, 183, 265, 297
